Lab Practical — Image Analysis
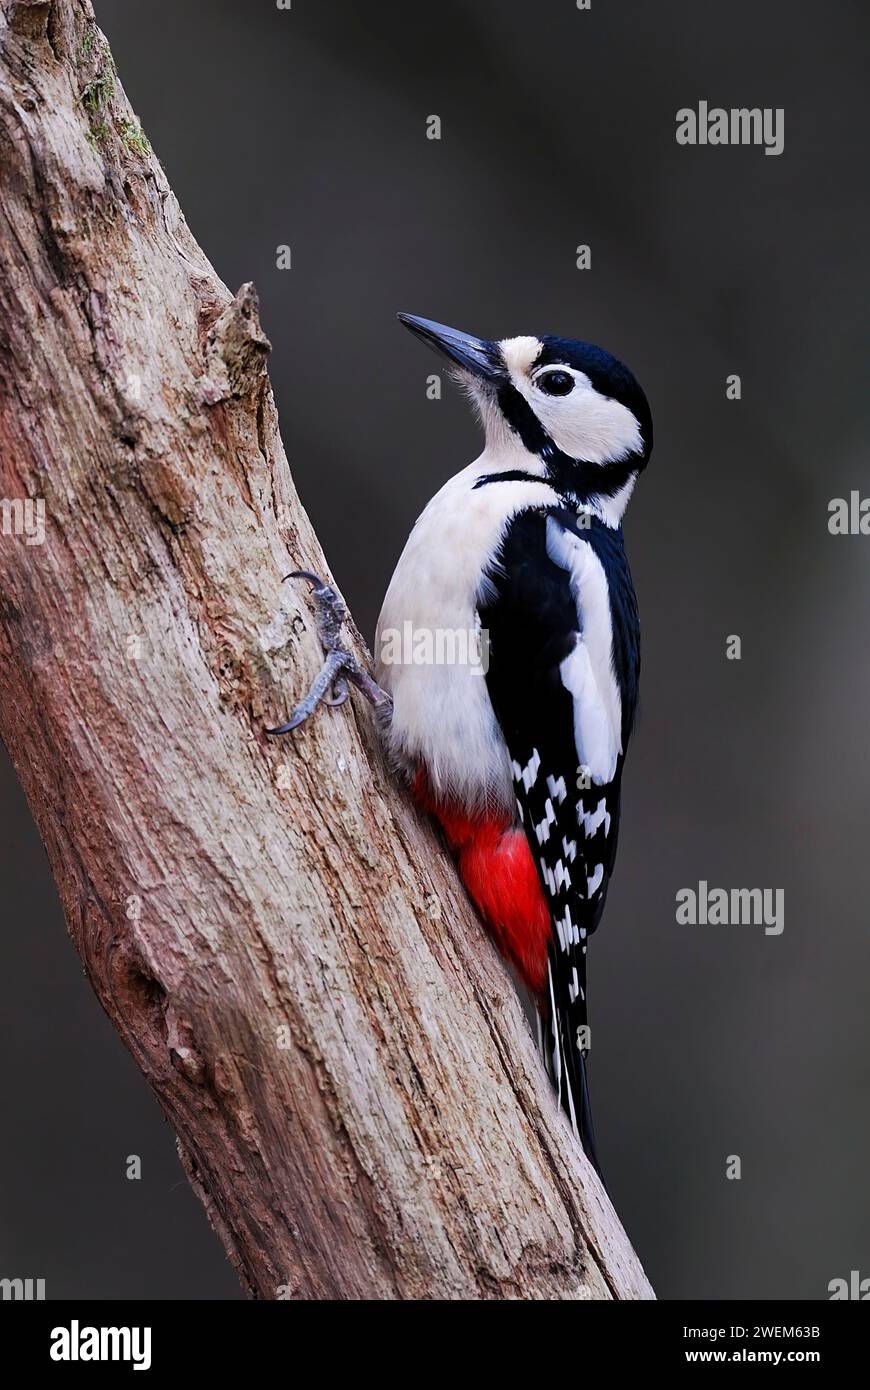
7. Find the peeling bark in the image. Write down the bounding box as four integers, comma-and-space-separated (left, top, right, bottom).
0, 0, 654, 1300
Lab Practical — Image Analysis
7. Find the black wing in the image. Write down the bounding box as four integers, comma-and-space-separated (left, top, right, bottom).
479, 505, 639, 1173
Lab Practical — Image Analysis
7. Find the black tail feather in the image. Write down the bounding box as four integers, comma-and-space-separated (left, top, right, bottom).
541, 951, 607, 1188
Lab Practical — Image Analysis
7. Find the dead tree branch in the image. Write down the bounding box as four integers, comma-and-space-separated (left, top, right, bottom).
0, 0, 653, 1300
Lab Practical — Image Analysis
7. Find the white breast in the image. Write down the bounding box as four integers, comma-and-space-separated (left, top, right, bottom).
376, 453, 558, 814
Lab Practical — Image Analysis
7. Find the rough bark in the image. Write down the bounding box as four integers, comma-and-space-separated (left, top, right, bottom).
0, 0, 653, 1300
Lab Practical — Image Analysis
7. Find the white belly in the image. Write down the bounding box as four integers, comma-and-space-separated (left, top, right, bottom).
375, 456, 558, 814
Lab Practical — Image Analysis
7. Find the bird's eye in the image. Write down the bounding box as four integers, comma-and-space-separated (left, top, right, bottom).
537, 370, 574, 397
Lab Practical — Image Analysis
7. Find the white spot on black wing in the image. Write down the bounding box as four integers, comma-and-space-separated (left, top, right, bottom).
515, 748, 541, 791
546, 774, 568, 803
587, 863, 604, 896
581, 798, 607, 838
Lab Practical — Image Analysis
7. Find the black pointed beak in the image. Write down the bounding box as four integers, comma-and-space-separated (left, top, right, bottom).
397, 313, 503, 382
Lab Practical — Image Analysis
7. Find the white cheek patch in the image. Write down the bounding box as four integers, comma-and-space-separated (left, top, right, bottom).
533, 379, 642, 466
500, 336, 644, 470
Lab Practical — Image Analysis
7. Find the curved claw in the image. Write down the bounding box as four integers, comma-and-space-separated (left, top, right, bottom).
266, 681, 346, 734
284, 569, 330, 593
266, 647, 348, 736
267, 567, 387, 737
265, 712, 309, 735
323, 679, 349, 707
283, 569, 347, 638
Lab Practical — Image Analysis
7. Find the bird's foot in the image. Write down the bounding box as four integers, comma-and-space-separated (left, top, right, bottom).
266, 571, 392, 735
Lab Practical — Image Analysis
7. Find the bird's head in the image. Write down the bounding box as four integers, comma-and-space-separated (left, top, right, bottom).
398, 313, 652, 520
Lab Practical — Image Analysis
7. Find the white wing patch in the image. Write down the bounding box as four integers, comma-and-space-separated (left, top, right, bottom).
545, 518, 622, 785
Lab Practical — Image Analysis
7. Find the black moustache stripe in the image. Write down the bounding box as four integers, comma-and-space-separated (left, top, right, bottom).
495, 383, 643, 501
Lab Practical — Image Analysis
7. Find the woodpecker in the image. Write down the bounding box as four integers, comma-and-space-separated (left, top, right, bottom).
270, 314, 652, 1178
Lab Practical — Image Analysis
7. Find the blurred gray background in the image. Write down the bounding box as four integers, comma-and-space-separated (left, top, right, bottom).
1, 0, 868, 1300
